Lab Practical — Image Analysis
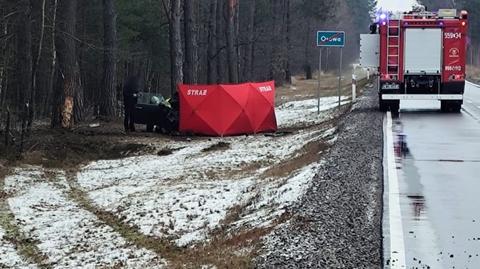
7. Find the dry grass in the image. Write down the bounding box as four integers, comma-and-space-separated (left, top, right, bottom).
0, 128, 156, 171
157, 147, 174, 156
173, 227, 272, 269
202, 141, 231, 153
262, 140, 329, 179
277, 74, 342, 106
168, 207, 294, 269
276, 71, 369, 106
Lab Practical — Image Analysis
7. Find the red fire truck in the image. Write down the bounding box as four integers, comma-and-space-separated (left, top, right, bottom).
360, 8, 468, 113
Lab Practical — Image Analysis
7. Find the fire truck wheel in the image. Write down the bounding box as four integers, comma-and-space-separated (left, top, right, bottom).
441, 101, 448, 112
379, 100, 388, 112
146, 124, 154, 132
441, 101, 462, 113
389, 100, 400, 114
451, 102, 462, 113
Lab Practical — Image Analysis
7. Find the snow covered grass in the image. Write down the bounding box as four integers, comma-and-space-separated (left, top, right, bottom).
74, 134, 322, 247
233, 163, 323, 230
276, 96, 350, 128
0, 227, 37, 269
70, 97, 342, 248
2, 96, 346, 267
121, 178, 254, 247
4, 168, 166, 268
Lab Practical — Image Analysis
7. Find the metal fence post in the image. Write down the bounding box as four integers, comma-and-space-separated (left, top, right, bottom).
317, 48, 322, 114
338, 48, 343, 108
352, 73, 357, 102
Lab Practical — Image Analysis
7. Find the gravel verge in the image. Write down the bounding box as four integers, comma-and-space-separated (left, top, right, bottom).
256, 87, 384, 268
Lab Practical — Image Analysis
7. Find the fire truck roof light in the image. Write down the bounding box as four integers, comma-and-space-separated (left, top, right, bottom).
380, 13, 387, 20
382, 21, 387, 26
462, 21, 466, 26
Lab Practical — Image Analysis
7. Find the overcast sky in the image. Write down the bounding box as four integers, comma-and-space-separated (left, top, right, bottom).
376, 0, 418, 12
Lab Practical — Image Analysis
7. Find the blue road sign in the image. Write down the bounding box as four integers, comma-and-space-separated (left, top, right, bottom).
317, 31, 346, 47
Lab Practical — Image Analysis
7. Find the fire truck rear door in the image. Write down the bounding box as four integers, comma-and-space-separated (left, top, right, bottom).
404, 28, 442, 75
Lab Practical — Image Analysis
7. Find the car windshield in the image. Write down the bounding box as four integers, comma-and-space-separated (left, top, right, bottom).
137, 92, 164, 105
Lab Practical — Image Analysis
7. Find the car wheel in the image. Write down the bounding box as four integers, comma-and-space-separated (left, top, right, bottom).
146, 124, 154, 132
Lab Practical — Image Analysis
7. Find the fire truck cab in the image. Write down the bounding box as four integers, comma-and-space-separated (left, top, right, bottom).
360, 8, 468, 113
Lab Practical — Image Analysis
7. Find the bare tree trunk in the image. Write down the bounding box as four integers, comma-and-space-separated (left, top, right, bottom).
270, 0, 285, 85
303, 19, 312, 80
226, 0, 238, 83
0, 15, 9, 110
243, 0, 256, 82
234, 0, 241, 82
207, 0, 217, 84
15, 0, 33, 115
0, 49, 8, 113
45, 0, 58, 119
284, 0, 292, 84
30, 0, 46, 128
100, 0, 118, 118
169, 0, 183, 95
52, 0, 83, 128
216, 0, 226, 83
74, 80, 84, 122
183, 0, 196, 84
5, 108, 10, 147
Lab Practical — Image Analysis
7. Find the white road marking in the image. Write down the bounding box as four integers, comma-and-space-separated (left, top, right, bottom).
385, 112, 406, 268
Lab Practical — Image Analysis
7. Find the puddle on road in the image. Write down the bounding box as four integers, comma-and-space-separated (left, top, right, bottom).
391, 120, 430, 224
416, 159, 480, 163
406, 195, 426, 221
393, 120, 409, 161
438, 159, 464, 163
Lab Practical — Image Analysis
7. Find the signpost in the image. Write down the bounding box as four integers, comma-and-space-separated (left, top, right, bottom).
316, 31, 346, 112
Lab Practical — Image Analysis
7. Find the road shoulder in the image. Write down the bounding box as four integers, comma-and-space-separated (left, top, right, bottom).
256, 87, 384, 268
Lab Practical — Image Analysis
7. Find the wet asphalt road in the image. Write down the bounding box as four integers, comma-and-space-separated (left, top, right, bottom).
392, 82, 480, 268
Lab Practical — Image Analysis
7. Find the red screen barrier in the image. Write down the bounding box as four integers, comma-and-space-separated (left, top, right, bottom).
178, 81, 277, 136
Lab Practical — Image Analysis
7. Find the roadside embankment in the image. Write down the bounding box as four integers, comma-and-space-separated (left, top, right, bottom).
257, 85, 384, 268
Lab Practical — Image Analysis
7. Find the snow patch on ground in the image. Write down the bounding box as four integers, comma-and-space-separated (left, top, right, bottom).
276, 96, 349, 128
5, 169, 166, 268
0, 228, 37, 269
114, 178, 255, 247
77, 127, 326, 206
234, 162, 323, 229
75, 132, 329, 246
76, 144, 203, 195
71, 97, 340, 247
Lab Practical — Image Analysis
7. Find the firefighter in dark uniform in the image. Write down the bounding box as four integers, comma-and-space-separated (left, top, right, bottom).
123, 76, 139, 132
